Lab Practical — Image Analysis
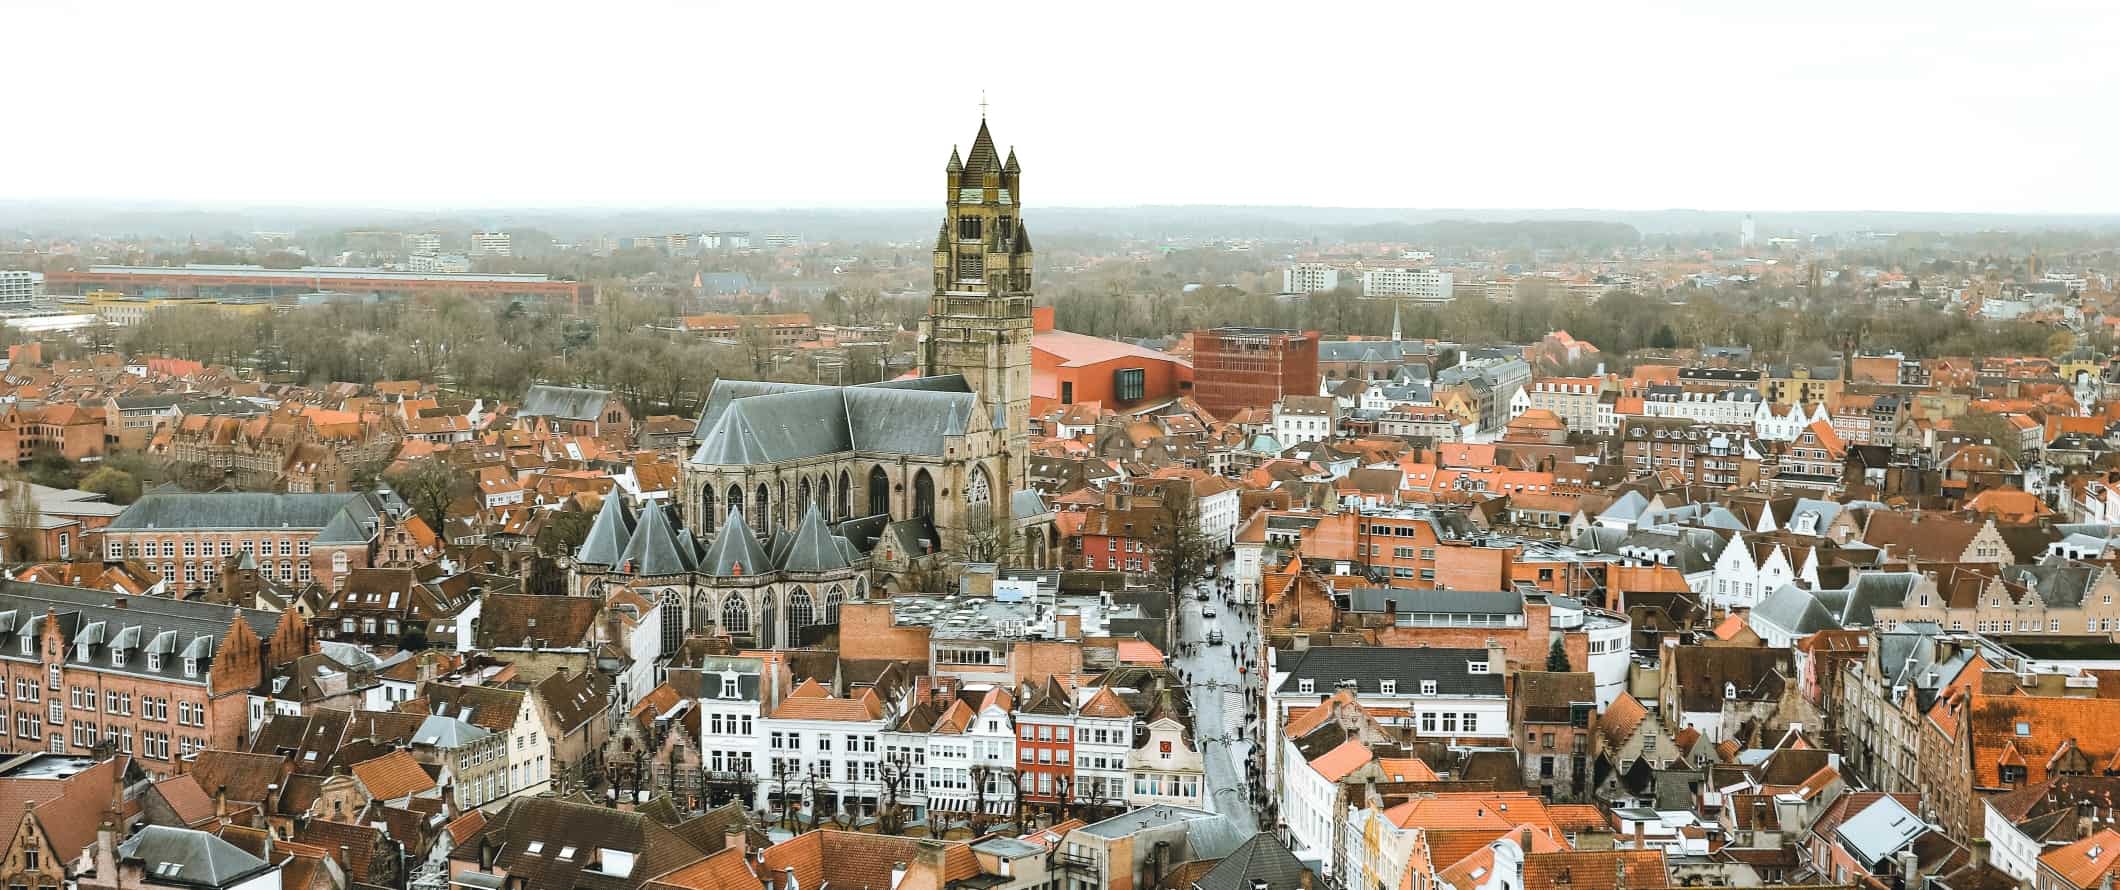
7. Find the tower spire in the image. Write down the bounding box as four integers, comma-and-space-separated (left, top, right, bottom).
1391, 299, 1402, 343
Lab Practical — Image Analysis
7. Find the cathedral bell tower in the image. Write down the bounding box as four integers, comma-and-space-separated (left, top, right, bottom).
920, 117, 1033, 472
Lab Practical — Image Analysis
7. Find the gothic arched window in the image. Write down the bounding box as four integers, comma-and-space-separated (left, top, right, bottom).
966, 465, 993, 528
700, 485, 716, 528
868, 466, 891, 518
720, 595, 750, 634
825, 586, 844, 623
913, 469, 936, 521
838, 470, 853, 519
660, 590, 685, 652
798, 478, 812, 516
788, 588, 816, 628
726, 484, 745, 523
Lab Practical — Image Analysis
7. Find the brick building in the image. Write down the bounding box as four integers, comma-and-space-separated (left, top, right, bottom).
100, 492, 387, 595
0, 581, 314, 776
1190, 327, 1321, 422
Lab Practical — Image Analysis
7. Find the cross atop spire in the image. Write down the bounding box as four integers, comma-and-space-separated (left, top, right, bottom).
980, 90, 988, 119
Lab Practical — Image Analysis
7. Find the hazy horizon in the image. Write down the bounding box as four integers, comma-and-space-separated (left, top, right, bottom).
14, 0, 2119, 214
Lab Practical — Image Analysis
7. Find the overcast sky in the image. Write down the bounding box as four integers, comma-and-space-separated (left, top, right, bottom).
14, 0, 2117, 213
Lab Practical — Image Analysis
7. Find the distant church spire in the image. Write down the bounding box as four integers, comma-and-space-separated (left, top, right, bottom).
1391, 299, 1403, 343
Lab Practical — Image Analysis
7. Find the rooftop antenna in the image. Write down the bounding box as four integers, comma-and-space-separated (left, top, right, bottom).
980, 90, 988, 119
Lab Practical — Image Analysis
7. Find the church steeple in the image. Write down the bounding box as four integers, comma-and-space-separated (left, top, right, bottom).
920, 115, 1034, 522
1391, 299, 1403, 343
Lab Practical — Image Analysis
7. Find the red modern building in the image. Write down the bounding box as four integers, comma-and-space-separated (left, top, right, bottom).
1189, 326, 1321, 421
1029, 307, 1192, 414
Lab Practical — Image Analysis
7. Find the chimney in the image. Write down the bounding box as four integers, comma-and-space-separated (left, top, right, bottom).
891, 861, 908, 890
340, 845, 353, 875
724, 826, 745, 860
1520, 827, 1533, 851
215, 785, 228, 820
1970, 838, 1989, 871
1632, 819, 1645, 849
1487, 638, 1506, 676
1898, 850, 1919, 890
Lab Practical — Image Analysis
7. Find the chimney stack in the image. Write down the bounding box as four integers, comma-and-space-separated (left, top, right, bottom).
724, 826, 746, 859
1487, 638, 1506, 676
1899, 850, 1920, 890
1970, 839, 1989, 870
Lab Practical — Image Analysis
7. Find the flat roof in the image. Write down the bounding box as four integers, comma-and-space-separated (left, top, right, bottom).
72, 265, 558, 284
0, 752, 102, 780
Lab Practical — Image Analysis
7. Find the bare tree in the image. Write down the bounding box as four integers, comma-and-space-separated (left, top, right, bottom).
1151, 484, 1221, 597
878, 751, 915, 836
803, 770, 825, 832
386, 458, 466, 532
968, 763, 995, 835
771, 759, 797, 830
1, 479, 43, 562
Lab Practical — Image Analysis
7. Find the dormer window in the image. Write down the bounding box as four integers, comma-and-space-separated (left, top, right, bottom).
1297, 679, 1314, 694
1380, 680, 1397, 695
147, 653, 161, 672
1421, 680, 1438, 695
721, 676, 738, 699
1468, 662, 1490, 674
183, 658, 198, 679
112, 650, 125, 668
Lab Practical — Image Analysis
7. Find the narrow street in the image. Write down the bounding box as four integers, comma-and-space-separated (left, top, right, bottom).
1171, 561, 1265, 836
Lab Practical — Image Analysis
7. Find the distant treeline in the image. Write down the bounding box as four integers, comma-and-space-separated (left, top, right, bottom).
1340, 219, 1642, 250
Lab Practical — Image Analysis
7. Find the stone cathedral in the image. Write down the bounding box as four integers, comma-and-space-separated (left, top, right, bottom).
574, 118, 1048, 652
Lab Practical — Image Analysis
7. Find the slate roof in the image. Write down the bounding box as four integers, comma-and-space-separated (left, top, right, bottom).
118, 825, 275, 888
1347, 588, 1523, 616
109, 491, 377, 532
698, 507, 771, 577
0, 581, 280, 686
521, 385, 614, 422
1754, 571, 1916, 636
577, 494, 636, 567
1275, 647, 1506, 697
776, 503, 850, 573
688, 376, 978, 465
1834, 793, 1927, 868
618, 502, 696, 577
1194, 832, 1314, 890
